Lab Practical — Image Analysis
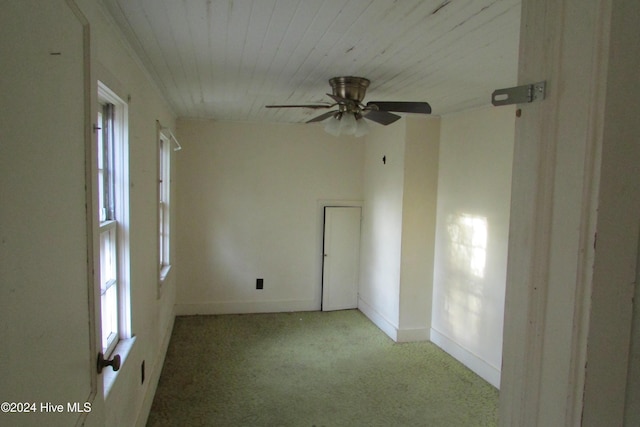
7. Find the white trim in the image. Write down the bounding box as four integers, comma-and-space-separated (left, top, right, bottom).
159, 126, 182, 151
396, 327, 430, 342
159, 265, 172, 284
316, 199, 363, 310
357, 297, 398, 341
63, 2, 97, 421
157, 127, 171, 297
102, 336, 136, 397
97, 81, 131, 342
175, 299, 317, 316
499, 0, 618, 425
430, 328, 501, 388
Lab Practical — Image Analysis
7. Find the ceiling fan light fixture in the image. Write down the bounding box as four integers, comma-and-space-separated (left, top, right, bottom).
340, 112, 357, 135
324, 113, 342, 136
323, 112, 370, 138
354, 116, 370, 137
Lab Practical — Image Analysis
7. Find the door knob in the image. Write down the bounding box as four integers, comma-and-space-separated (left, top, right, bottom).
97, 352, 121, 374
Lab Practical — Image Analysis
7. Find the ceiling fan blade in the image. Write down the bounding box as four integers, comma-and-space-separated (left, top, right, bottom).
366, 101, 432, 114
266, 104, 332, 109
363, 110, 402, 125
306, 110, 338, 123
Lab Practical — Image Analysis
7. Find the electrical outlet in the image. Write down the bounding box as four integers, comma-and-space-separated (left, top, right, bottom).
256, 278, 264, 290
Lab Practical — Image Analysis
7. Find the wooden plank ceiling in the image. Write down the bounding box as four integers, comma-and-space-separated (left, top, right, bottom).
102, 0, 520, 123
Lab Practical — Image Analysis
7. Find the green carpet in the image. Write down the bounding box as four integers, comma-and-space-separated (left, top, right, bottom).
147, 310, 498, 426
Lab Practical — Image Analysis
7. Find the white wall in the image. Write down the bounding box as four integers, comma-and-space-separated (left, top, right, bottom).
0, 1, 178, 426
359, 118, 440, 341
431, 106, 515, 388
358, 122, 406, 337
398, 118, 440, 341
175, 120, 364, 314
0, 3, 92, 426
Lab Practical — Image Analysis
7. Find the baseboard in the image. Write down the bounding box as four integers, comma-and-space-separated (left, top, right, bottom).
175, 299, 318, 315
430, 327, 501, 389
135, 309, 176, 427
357, 297, 399, 341
396, 327, 430, 342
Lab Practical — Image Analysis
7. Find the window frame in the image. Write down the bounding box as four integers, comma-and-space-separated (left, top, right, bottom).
158, 128, 172, 289
97, 81, 131, 358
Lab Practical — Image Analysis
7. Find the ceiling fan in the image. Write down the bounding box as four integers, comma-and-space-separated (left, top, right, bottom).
265, 76, 432, 137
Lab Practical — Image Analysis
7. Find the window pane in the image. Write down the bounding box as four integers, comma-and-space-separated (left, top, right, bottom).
101, 103, 115, 222
101, 282, 118, 352
99, 225, 117, 291
159, 202, 164, 266
158, 134, 170, 271
98, 99, 120, 353
97, 111, 106, 222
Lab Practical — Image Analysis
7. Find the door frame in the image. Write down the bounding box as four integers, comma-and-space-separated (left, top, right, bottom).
316, 200, 363, 310
500, 0, 640, 425
321, 206, 362, 311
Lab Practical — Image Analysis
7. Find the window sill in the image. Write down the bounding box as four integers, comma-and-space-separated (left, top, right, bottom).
158, 264, 172, 298
103, 336, 136, 398
159, 264, 172, 283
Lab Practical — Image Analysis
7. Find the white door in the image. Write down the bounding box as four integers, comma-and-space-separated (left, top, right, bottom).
322, 207, 361, 311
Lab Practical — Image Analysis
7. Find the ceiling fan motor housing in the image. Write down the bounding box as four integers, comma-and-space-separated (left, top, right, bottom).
329, 76, 370, 103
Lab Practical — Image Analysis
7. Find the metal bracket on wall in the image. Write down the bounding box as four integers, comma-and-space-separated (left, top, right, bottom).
491, 81, 546, 106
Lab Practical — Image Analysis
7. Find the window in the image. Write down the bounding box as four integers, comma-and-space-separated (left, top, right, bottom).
158, 130, 171, 285
97, 82, 130, 357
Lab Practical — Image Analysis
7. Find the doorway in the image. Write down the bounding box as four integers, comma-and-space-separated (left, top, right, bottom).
321, 206, 361, 311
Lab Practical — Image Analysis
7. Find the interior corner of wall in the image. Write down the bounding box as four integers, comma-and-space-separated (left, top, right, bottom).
358, 297, 399, 342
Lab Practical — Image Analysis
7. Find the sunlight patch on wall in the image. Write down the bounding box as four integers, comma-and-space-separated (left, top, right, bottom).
442, 213, 489, 344
447, 213, 488, 279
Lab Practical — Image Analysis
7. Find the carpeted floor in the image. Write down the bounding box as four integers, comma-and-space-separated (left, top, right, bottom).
147, 310, 498, 426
